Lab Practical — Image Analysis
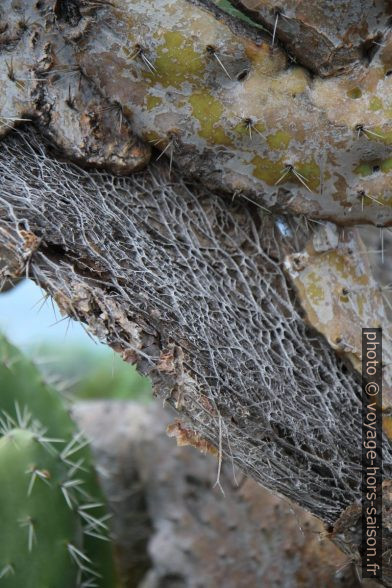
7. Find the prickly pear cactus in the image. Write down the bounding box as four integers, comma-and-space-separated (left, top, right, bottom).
231, 0, 389, 76
284, 225, 392, 408
0, 0, 150, 175
0, 335, 119, 588
0, 0, 391, 224
0, 428, 87, 587
0, 2, 392, 578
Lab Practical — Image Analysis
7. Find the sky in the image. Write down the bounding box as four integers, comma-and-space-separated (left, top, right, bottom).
0, 279, 96, 350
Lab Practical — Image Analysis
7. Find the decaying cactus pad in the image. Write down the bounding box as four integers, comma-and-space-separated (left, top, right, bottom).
0, 0, 391, 224
232, 0, 390, 76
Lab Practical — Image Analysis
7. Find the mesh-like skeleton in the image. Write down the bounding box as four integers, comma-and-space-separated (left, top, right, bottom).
0, 128, 391, 528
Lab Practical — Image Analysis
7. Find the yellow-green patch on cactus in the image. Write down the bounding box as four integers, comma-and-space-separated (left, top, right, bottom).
284, 226, 392, 413
0, 0, 391, 224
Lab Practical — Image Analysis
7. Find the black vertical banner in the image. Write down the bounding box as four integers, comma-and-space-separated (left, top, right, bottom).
362, 328, 382, 580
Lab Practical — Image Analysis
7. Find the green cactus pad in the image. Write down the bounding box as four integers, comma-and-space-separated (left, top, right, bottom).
0, 335, 120, 588
0, 336, 75, 439
0, 428, 82, 587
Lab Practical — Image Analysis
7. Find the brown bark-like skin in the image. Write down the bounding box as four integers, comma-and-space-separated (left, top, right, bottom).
232, 0, 391, 76
1, 0, 392, 225
0, 0, 150, 174
1, 129, 392, 566
0, 1, 392, 583
72, 0, 392, 226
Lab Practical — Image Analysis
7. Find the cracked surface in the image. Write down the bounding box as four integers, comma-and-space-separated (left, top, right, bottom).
232, 0, 391, 76
75, 0, 392, 225
0, 0, 391, 224
1, 129, 392, 531
284, 224, 392, 409
0, 3, 392, 581
0, 0, 150, 174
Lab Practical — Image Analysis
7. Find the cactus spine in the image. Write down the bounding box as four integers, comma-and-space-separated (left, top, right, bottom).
0, 335, 119, 588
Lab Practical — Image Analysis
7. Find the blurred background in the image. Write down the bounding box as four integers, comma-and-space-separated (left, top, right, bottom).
0, 279, 367, 587
0, 278, 152, 403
